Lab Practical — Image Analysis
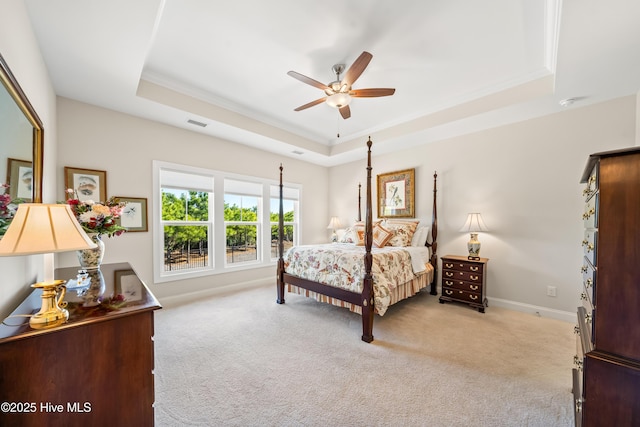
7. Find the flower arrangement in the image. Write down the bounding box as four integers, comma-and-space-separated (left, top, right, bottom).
64, 189, 127, 237
0, 184, 20, 237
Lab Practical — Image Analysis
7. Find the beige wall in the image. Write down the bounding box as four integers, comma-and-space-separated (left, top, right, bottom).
0, 0, 58, 319
55, 98, 329, 303
330, 96, 636, 319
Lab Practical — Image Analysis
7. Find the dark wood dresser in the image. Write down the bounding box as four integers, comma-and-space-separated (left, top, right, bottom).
0, 262, 161, 427
439, 255, 488, 312
573, 147, 640, 426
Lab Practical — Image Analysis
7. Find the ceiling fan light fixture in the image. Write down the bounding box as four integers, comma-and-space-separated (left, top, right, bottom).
326, 92, 352, 108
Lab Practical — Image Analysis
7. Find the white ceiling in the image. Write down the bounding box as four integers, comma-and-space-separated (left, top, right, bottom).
23, 0, 640, 166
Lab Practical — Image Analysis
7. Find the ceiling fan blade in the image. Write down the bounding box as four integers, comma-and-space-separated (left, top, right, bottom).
339, 105, 351, 119
287, 71, 330, 91
341, 51, 373, 87
349, 88, 396, 97
294, 97, 326, 111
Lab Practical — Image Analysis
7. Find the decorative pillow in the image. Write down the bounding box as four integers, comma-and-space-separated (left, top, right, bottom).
384, 219, 419, 247
349, 220, 382, 246
339, 227, 357, 244
372, 223, 394, 248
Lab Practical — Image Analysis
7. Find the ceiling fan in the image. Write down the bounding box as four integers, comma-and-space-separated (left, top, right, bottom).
287, 51, 395, 119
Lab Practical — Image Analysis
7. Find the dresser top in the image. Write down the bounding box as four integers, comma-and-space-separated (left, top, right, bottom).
0, 262, 161, 343
581, 146, 640, 183
441, 254, 489, 263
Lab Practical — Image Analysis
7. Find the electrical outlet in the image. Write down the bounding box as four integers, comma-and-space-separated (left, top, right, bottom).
547, 286, 557, 297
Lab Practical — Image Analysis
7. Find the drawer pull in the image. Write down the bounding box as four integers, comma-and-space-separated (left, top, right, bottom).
574, 325, 580, 334
470, 285, 478, 291
470, 275, 479, 281
470, 266, 479, 272
586, 243, 594, 252
585, 313, 592, 323
445, 272, 454, 277
445, 263, 453, 268
584, 278, 593, 288
581, 239, 588, 247
470, 295, 478, 300
445, 290, 453, 295
580, 292, 588, 301
575, 397, 583, 413
580, 265, 588, 273
445, 280, 454, 286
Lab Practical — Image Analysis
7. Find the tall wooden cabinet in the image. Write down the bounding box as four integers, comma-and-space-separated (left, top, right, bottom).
573, 147, 640, 426
0, 263, 161, 427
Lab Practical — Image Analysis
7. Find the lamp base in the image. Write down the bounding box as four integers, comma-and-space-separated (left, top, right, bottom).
29, 280, 69, 329
467, 233, 482, 260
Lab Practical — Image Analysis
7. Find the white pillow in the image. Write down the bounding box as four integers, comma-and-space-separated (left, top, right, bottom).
411, 226, 429, 246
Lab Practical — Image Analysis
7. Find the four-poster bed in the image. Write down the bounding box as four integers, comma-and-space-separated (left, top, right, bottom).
276, 138, 438, 342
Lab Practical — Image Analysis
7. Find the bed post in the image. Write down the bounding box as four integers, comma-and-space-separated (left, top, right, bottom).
276, 164, 286, 304
429, 171, 438, 295
357, 182, 362, 222
361, 138, 374, 343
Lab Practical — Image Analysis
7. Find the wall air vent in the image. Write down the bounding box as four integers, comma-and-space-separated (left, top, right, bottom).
187, 119, 207, 127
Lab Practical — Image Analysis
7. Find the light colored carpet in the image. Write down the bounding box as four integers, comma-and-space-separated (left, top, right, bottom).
154, 285, 574, 426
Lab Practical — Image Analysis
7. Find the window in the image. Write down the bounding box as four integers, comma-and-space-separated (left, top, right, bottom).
224, 179, 261, 265
153, 161, 300, 283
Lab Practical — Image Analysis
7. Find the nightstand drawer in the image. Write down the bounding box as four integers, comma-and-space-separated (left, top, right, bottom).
442, 288, 483, 304
443, 279, 482, 293
442, 260, 483, 273
443, 270, 482, 282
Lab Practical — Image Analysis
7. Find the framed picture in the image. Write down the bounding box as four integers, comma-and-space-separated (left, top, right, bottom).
6, 158, 32, 201
114, 269, 143, 302
64, 167, 107, 202
115, 197, 148, 232
377, 168, 415, 218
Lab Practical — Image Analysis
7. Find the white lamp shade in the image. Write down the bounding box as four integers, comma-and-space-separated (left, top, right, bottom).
459, 213, 489, 233
327, 216, 342, 229
0, 204, 97, 256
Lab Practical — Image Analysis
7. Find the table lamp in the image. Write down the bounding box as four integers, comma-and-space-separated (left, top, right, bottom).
459, 212, 489, 260
327, 216, 342, 243
0, 203, 97, 329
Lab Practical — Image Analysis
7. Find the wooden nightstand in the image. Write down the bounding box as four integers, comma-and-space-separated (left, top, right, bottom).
439, 255, 489, 312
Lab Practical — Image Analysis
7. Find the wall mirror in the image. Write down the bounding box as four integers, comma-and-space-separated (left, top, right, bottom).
0, 53, 43, 209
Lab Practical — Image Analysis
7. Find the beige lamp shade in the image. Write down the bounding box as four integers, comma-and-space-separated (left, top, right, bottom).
327, 216, 343, 230
0, 203, 97, 256
459, 213, 489, 233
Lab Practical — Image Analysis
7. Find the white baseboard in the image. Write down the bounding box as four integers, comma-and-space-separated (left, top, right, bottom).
158, 277, 272, 309
487, 297, 576, 323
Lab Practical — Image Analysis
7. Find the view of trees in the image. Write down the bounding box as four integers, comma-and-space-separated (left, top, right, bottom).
162, 189, 295, 269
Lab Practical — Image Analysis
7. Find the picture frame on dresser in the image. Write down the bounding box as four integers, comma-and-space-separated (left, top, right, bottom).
377, 168, 415, 218
115, 269, 143, 302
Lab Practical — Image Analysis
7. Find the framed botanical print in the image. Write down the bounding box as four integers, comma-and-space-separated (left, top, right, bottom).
115, 197, 148, 232
377, 168, 415, 218
64, 167, 107, 202
6, 158, 32, 201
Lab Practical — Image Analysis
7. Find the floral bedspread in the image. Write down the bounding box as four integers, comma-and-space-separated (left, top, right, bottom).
283, 243, 420, 315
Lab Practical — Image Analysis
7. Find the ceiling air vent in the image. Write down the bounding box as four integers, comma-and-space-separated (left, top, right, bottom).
187, 119, 207, 127
292, 150, 304, 155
